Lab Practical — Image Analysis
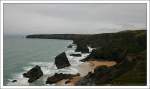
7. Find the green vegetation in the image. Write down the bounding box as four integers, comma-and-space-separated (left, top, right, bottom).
110, 51, 147, 85
74, 30, 147, 85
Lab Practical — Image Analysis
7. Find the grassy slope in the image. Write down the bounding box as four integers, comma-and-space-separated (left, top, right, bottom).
80, 30, 147, 85
110, 50, 147, 85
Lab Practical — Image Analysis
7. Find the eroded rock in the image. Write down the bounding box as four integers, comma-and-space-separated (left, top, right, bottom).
55, 52, 71, 69
75, 44, 89, 53
46, 73, 80, 84
23, 65, 43, 83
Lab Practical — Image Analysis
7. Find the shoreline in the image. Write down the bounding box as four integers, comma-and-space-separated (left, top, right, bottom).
55, 60, 117, 86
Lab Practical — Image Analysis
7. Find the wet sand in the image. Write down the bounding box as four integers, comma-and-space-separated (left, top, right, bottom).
79, 60, 116, 76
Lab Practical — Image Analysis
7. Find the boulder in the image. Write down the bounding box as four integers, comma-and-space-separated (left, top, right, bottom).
11, 80, 17, 82
70, 54, 81, 57
75, 44, 89, 53
55, 52, 71, 69
23, 65, 43, 83
46, 73, 80, 84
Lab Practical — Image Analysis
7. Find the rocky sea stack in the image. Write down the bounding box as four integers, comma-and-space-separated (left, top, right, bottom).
23, 65, 43, 83
55, 52, 71, 69
75, 43, 89, 53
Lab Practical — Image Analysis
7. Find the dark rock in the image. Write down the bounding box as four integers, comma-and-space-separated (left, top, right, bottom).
81, 48, 127, 63
46, 73, 80, 84
93, 66, 111, 84
85, 72, 94, 78
80, 49, 97, 62
78, 57, 136, 85
70, 54, 81, 57
55, 52, 71, 69
94, 66, 110, 74
67, 44, 73, 48
23, 65, 43, 83
12, 80, 17, 82
75, 43, 89, 53
76, 66, 111, 86
76, 75, 94, 85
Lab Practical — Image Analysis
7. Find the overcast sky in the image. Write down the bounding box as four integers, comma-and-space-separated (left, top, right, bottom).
4, 3, 147, 35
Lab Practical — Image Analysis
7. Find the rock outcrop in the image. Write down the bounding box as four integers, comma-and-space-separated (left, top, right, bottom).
46, 73, 80, 84
76, 66, 111, 85
23, 65, 43, 83
70, 54, 81, 57
55, 52, 71, 69
11, 80, 17, 82
75, 43, 89, 53
81, 48, 127, 63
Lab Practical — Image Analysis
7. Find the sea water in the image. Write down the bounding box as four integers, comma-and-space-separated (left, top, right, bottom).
3, 35, 92, 86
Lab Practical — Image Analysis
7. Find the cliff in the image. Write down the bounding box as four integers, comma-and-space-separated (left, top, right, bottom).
26, 34, 90, 40
26, 29, 147, 85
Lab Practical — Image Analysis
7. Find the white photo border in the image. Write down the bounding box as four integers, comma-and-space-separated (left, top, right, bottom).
0, 0, 149, 89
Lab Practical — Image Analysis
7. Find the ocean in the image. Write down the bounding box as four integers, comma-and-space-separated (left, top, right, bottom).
3, 35, 91, 86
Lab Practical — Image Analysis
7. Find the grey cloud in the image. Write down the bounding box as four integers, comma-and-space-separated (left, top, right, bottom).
4, 3, 147, 35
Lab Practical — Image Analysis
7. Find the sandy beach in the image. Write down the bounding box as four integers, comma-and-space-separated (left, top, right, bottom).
56, 60, 117, 85
88, 60, 117, 69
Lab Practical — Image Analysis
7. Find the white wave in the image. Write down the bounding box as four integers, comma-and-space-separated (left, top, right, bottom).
57, 67, 79, 74
29, 62, 57, 75
88, 46, 95, 52
7, 73, 29, 86
7, 74, 54, 86
7, 61, 56, 86
65, 48, 90, 67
